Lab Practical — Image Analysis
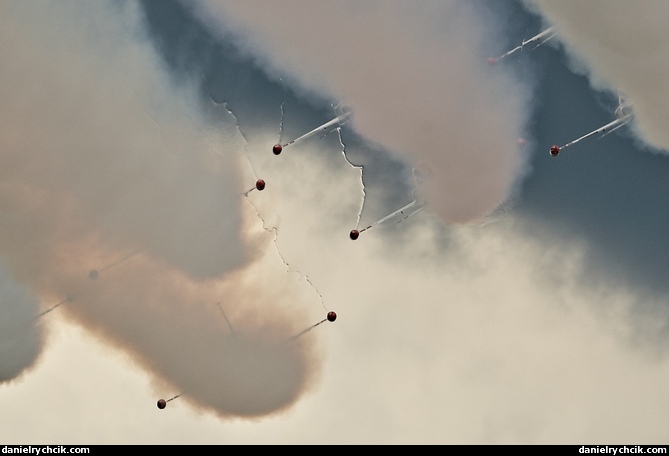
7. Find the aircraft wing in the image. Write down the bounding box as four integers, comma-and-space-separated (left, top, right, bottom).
562, 116, 629, 150
488, 26, 556, 64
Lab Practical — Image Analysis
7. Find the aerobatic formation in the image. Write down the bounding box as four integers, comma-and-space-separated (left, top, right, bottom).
26, 8, 640, 422
489, 25, 634, 156
150, 96, 435, 409
38, 22, 585, 415
31, 86, 422, 415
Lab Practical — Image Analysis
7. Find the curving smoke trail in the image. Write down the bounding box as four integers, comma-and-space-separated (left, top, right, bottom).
187, 0, 533, 224
4, 2, 669, 444
0, 0, 326, 419
0, 0, 540, 420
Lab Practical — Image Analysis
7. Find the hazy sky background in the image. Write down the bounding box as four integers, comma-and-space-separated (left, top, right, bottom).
2, 0, 669, 444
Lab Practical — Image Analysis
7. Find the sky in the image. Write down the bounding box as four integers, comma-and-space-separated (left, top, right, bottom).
1, 0, 669, 445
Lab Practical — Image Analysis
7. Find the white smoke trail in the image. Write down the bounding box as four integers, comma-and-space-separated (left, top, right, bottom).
0, 0, 327, 418
188, 0, 533, 223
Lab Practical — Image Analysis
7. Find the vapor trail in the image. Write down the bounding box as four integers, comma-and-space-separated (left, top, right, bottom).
189, 0, 532, 224
0, 0, 327, 418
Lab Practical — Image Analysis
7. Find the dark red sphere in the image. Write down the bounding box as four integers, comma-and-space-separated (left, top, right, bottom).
349, 230, 359, 240
549, 145, 560, 157
327, 311, 337, 322
272, 144, 283, 155
157, 399, 166, 409
255, 179, 266, 191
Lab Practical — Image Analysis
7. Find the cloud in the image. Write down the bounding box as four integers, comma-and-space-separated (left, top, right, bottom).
188, 0, 533, 223
3, 1, 669, 443
523, 0, 669, 153
0, 262, 43, 382
0, 0, 326, 418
